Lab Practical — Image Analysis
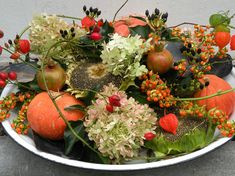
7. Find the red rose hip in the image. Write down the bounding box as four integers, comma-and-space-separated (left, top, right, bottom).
8, 71, 17, 80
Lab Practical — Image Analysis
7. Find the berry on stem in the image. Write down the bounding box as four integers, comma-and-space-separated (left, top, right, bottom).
108, 95, 121, 107
0, 30, 4, 38
0, 79, 6, 88
8, 71, 17, 80
81, 16, 96, 29
0, 72, 8, 81
18, 39, 30, 54
10, 52, 20, 60
106, 104, 114, 113
144, 132, 156, 141
90, 32, 102, 41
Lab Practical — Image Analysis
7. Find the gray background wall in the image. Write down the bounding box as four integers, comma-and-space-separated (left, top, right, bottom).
0, 0, 235, 38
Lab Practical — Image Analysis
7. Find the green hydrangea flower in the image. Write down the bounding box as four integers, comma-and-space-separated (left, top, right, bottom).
100, 34, 151, 89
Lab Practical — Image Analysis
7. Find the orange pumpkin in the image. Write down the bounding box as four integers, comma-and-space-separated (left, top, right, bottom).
194, 74, 235, 116
27, 92, 84, 140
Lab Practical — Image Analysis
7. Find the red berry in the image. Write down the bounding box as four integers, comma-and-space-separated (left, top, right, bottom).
0, 79, 6, 88
90, 32, 102, 41
230, 35, 235, 50
97, 19, 104, 27
144, 132, 156, 141
8, 72, 17, 80
106, 104, 114, 113
108, 95, 121, 107
0, 46, 2, 55
10, 52, 20, 60
93, 26, 100, 33
215, 32, 231, 48
18, 39, 30, 54
0, 72, 8, 80
159, 113, 178, 135
0, 30, 4, 38
81, 16, 96, 29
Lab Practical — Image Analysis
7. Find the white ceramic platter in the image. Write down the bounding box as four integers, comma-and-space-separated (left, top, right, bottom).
1, 69, 235, 171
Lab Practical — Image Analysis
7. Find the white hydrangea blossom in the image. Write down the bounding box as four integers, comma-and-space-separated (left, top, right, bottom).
100, 34, 151, 81
84, 83, 157, 162
29, 14, 86, 55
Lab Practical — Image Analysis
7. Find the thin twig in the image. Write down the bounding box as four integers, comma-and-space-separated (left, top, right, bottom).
2, 47, 38, 70
19, 26, 31, 38
168, 22, 208, 29
56, 15, 82, 21
112, 0, 129, 22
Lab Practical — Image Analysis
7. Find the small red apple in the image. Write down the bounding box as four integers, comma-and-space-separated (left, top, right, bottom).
36, 63, 66, 91
147, 49, 173, 74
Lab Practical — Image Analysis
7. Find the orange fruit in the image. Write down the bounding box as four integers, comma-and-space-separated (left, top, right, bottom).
27, 92, 84, 140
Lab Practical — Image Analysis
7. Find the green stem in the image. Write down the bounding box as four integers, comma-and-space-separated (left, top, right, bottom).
2, 47, 38, 70
56, 15, 82, 21
210, 60, 231, 65
175, 88, 235, 101
112, 0, 129, 22
41, 40, 99, 155
8, 80, 35, 91
19, 26, 31, 38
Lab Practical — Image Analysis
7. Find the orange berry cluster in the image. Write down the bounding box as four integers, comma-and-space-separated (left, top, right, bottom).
178, 101, 235, 137
217, 47, 228, 59
208, 109, 234, 137
178, 101, 206, 118
0, 92, 34, 134
173, 59, 187, 76
172, 25, 217, 79
140, 71, 176, 108
0, 93, 18, 121
11, 100, 31, 135
189, 64, 212, 79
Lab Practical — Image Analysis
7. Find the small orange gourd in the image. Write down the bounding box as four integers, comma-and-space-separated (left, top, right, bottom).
27, 92, 84, 140
194, 74, 235, 116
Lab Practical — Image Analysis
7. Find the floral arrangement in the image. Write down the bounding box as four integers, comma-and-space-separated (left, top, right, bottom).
0, 1, 235, 164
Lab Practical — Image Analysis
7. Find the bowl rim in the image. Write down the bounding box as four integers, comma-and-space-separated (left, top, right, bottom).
0, 83, 232, 171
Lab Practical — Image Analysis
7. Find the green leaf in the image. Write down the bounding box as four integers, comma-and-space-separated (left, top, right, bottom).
145, 124, 216, 159
64, 104, 85, 112
126, 86, 149, 104
18, 77, 42, 92
129, 16, 146, 22
100, 20, 114, 38
64, 121, 86, 155
80, 85, 101, 106
119, 79, 137, 91
64, 120, 110, 163
161, 28, 181, 42
129, 25, 152, 39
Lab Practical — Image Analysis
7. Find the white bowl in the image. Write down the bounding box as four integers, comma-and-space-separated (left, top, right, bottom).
1, 69, 235, 171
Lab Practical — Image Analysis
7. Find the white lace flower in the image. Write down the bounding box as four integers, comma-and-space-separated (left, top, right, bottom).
84, 83, 157, 162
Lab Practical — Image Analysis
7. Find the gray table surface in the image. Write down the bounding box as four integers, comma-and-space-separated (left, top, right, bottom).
0, 135, 234, 176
